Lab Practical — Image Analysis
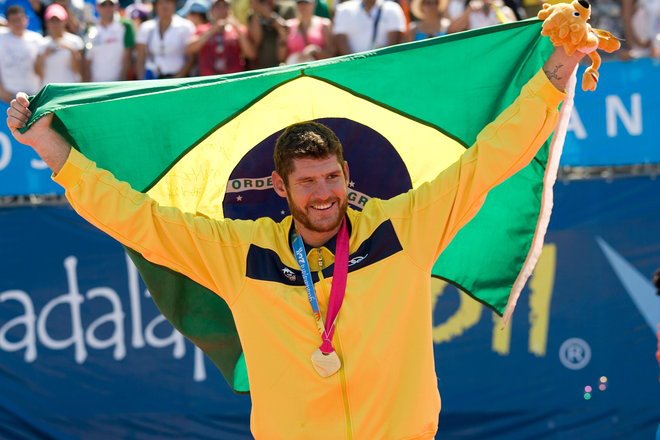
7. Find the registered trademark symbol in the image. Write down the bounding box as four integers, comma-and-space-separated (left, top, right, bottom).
559, 338, 591, 370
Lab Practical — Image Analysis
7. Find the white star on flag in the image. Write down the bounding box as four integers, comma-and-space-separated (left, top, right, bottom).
236, 195, 243, 202
349, 181, 355, 188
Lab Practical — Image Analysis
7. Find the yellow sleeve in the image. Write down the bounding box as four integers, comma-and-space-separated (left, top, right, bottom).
53, 148, 252, 304
380, 68, 566, 269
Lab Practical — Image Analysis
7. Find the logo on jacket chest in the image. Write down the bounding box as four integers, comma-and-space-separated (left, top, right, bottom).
281, 267, 297, 282
348, 254, 368, 267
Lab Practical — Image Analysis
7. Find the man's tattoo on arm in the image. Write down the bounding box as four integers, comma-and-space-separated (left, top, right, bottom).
544, 64, 564, 81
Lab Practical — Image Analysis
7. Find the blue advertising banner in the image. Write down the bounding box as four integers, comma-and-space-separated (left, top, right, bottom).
0, 206, 252, 439
1, 176, 658, 439
563, 57, 659, 166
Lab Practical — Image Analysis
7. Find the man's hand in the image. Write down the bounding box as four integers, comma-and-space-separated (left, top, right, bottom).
7, 93, 35, 144
538, 0, 620, 91
6, 92, 71, 173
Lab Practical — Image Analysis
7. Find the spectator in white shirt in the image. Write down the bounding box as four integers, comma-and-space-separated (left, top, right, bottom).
0, 5, 43, 102
333, 0, 406, 55
83, 0, 135, 82
136, 0, 195, 79
35, 4, 84, 86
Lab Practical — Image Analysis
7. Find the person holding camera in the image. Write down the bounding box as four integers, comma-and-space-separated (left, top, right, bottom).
247, 0, 289, 68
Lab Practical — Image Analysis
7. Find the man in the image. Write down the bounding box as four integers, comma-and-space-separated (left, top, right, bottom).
333, 0, 406, 55
1, 0, 43, 33
83, 0, 134, 82
0, 5, 42, 102
8, 43, 580, 439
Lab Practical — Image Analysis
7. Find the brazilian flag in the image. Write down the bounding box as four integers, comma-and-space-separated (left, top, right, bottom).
26, 20, 574, 393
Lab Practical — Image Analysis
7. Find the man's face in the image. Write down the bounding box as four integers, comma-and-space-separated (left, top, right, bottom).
7, 12, 28, 34
156, 0, 176, 18
277, 155, 349, 235
98, 1, 116, 21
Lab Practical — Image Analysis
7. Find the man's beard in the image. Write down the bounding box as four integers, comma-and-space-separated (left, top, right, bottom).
287, 196, 348, 234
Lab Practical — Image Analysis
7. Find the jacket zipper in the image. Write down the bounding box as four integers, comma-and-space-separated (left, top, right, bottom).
317, 248, 354, 440
335, 331, 354, 440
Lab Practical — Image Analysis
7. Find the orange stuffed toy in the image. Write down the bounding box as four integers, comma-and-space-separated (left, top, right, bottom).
537, 0, 621, 91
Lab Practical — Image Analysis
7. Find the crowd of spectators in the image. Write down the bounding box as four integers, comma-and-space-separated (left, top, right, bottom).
0, 0, 658, 101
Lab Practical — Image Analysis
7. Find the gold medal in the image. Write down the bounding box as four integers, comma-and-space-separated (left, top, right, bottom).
311, 348, 341, 378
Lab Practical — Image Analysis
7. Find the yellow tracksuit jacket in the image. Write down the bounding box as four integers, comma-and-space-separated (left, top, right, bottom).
53, 69, 565, 440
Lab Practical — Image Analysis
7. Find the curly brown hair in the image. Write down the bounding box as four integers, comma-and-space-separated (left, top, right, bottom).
273, 121, 344, 185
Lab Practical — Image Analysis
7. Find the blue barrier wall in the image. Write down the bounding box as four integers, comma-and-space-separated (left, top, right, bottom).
1, 176, 658, 439
1, 58, 658, 196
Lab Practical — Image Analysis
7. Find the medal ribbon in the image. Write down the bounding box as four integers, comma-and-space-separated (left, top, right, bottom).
292, 217, 349, 354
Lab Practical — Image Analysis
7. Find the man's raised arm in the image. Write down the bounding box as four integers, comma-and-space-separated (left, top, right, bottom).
6, 95, 250, 304
379, 46, 582, 268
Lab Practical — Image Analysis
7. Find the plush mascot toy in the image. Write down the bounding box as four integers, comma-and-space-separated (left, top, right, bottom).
537, 0, 621, 91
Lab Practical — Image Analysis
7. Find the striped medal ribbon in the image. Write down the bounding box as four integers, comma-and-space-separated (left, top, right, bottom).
292, 217, 349, 378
